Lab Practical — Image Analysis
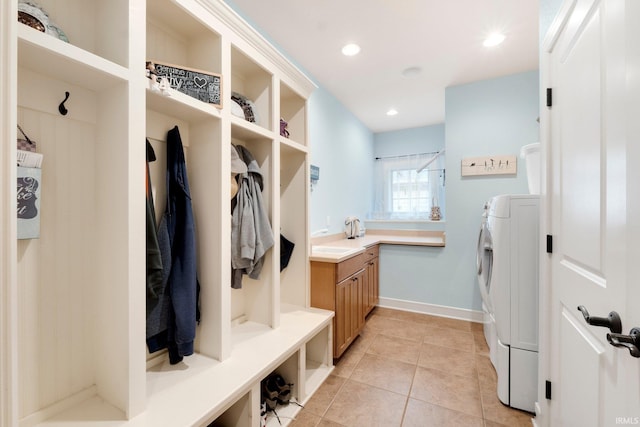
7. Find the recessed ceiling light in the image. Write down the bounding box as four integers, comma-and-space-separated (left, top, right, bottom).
386, 109, 398, 116
341, 43, 361, 56
402, 66, 422, 78
483, 32, 506, 47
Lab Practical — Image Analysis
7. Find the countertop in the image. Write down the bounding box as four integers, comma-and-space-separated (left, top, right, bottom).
310, 230, 445, 263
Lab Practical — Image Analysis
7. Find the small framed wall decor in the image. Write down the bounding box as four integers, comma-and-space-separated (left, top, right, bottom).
310, 165, 320, 182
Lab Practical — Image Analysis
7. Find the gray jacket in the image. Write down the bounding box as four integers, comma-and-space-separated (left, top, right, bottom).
231, 145, 274, 289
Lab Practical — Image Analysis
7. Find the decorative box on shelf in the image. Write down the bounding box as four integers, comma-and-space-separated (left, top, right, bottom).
149, 60, 222, 108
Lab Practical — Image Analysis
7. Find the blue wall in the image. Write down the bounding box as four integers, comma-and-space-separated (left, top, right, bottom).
308, 88, 373, 235
373, 125, 444, 158
378, 70, 539, 312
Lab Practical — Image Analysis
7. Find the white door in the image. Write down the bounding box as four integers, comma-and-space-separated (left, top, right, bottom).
543, 1, 640, 426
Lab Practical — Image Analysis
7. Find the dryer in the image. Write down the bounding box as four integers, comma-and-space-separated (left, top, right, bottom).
477, 194, 539, 413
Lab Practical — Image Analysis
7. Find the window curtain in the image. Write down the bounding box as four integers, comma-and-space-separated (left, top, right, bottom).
371, 152, 445, 220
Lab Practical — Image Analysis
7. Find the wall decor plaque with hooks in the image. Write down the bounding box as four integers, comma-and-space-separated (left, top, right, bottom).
461, 155, 517, 177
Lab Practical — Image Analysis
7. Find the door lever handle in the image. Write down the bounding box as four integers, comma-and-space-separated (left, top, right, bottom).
577, 305, 623, 333
607, 328, 640, 358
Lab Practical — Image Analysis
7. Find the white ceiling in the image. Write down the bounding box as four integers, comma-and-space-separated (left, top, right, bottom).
229, 0, 540, 133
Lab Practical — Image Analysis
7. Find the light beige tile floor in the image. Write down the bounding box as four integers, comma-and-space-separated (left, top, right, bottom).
289, 307, 535, 427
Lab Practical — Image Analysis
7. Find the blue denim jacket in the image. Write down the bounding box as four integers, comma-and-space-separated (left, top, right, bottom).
157, 126, 199, 364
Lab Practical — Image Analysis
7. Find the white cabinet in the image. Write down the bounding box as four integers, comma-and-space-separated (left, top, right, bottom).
1, 1, 332, 426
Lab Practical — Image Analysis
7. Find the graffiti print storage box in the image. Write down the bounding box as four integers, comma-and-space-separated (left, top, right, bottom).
151, 61, 222, 107
17, 166, 41, 239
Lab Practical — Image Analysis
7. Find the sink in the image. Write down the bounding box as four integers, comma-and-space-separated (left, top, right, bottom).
312, 246, 357, 255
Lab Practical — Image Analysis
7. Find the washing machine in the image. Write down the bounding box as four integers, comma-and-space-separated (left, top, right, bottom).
477, 194, 540, 413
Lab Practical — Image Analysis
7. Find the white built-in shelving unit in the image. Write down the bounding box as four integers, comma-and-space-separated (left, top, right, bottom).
0, 0, 333, 426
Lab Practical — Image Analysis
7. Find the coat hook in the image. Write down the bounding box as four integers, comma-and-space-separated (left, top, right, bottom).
58, 91, 70, 115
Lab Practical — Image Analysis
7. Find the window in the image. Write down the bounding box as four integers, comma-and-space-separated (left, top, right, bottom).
391, 169, 429, 213
371, 151, 445, 221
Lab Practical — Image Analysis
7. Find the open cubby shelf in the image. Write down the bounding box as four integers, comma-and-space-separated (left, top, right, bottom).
3, 1, 328, 426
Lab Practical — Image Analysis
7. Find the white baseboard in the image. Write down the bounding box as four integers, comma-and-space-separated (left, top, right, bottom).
378, 297, 484, 323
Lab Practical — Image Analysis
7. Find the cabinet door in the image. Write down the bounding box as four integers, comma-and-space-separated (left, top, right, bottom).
353, 269, 365, 334
334, 269, 365, 358
334, 277, 352, 357
363, 257, 379, 316
362, 264, 371, 315
369, 257, 379, 312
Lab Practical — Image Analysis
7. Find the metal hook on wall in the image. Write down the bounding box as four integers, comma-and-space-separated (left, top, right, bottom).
58, 91, 70, 115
